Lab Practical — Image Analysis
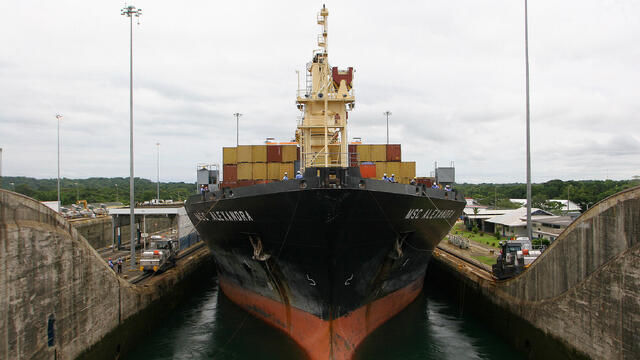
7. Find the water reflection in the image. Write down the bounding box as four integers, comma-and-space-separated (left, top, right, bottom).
125, 277, 520, 359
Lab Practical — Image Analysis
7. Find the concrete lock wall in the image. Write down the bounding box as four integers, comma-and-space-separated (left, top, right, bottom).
431, 186, 640, 359
70, 217, 112, 249
0, 190, 212, 360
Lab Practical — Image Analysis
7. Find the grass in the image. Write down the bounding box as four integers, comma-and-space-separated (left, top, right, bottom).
450, 223, 503, 248
472, 255, 497, 266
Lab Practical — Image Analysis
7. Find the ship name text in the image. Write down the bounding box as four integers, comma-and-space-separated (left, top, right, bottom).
193, 210, 254, 222
405, 208, 455, 220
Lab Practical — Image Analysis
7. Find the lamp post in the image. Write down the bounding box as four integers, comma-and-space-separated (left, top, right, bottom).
115, 183, 119, 203
75, 182, 79, 202
156, 142, 160, 203
121, 4, 142, 269
56, 114, 62, 209
383, 111, 392, 145
524, 0, 533, 240
234, 113, 242, 146
10, 182, 15, 191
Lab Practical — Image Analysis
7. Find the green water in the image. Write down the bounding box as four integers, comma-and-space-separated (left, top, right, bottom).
124, 276, 522, 359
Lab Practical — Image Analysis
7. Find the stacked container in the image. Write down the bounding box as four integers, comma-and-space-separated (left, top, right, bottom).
221, 143, 301, 188
347, 143, 415, 183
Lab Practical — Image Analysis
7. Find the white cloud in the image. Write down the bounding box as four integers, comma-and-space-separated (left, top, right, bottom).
1, 0, 638, 183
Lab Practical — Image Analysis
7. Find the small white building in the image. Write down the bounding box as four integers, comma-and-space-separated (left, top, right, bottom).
485, 208, 554, 238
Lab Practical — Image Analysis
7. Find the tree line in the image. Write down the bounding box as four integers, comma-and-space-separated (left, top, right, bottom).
455, 179, 639, 212
1, 176, 197, 205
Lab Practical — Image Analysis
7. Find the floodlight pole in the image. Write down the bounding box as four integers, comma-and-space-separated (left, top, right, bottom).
524, 0, 532, 240
156, 142, 160, 202
122, 4, 142, 270
383, 111, 392, 145
56, 114, 62, 209
234, 113, 242, 146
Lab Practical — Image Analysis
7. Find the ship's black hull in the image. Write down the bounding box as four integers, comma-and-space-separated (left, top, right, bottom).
185, 168, 465, 358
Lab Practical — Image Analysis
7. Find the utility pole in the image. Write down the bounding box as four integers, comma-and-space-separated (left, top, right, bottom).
115, 184, 119, 203
0, 148, 3, 189
234, 113, 242, 146
383, 111, 392, 145
121, 4, 142, 269
524, 0, 533, 240
75, 182, 79, 202
56, 114, 63, 209
156, 142, 160, 203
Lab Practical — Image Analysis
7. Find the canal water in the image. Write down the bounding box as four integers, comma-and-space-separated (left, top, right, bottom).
125, 276, 522, 360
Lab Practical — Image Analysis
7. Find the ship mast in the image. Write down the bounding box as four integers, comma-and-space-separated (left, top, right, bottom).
296, 5, 355, 171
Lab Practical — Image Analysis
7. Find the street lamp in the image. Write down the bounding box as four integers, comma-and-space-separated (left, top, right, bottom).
383, 111, 392, 145
156, 142, 160, 203
524, 0, 533, 241
10, 182, 15, 191
234, 113, 242, 146
56, 114, 62, 209
115, 184, 119, 203
121, 4, 142, 269
75, 182, 79, 202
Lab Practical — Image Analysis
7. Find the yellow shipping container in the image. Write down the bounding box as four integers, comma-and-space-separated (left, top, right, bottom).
357, 145, 371, 162
370, 145, 386, 162
399, 177, 412, 184
386, 162, 400, 177
237, 145, 252, 163
282, 145, 298, 162
223, 147, 237, 165
252, 163, 267, 180
280, 163, 294, 179
237, 163, 253, 180
252, 145, 267, 163
268, 163, 281, 180
375, 162, 387, 179
400, 161, 416, 179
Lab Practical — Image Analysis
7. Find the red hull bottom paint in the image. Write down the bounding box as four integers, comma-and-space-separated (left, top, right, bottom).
219, 276, 425, 360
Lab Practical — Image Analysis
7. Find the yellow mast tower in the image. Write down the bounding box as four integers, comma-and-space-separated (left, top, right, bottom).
296, 5, 355, 171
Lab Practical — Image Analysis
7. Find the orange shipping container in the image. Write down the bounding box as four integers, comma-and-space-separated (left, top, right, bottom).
252, 163, 267, 180
237, 163, 253, 180
386, 144, 401, 162
223, 147, 237, 165
359, 163, 376, 178
237, 145, 252, 163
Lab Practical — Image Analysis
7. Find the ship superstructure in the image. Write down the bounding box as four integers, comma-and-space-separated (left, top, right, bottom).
296, 5, 354, 170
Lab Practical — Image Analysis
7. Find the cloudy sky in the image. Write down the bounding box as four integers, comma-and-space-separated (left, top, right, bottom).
1, 0, 638, 183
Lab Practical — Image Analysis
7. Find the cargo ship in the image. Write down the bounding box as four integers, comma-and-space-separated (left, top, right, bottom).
185, 6, 465, 359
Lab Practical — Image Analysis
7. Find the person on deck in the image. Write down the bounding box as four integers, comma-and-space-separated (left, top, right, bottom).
410, 177, 417, 185
282, 172, 289, 181
432, 183, 439, 189
295, 171, 303, 179
382, 173, 388, 182
390, 174, 396, 183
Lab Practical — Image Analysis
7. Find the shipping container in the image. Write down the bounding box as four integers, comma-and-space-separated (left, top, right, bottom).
348, 144, 358, 167
400, 161, 416, 179
221, 181, 237, 189
386, 144, 401, 162
375, 162, 387, 179
359, 162, 376, 178
386, 162, 400, 178
255, 180, 272, 184
223, 164, 237, 183
399, 177, 412, 184
416, 177, 434, 188
357, 144, 371, 162
268, 163, 281, 180
267, 145, 283, 162
238, 180, 256, 187
280, 163, 295, 179
238, 163, 253, 180
237, 145, 252, 163
252, 163, 267, 180
223, 147, 237, 165
371, 145, 386, 162
282, 145, 298, 162
252, 145, 268, 163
